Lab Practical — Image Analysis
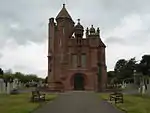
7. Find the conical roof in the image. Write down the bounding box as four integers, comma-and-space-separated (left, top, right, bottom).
56, 4, 73, 20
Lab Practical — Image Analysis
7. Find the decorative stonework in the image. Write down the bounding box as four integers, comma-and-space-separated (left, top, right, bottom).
48, 4, 107, 92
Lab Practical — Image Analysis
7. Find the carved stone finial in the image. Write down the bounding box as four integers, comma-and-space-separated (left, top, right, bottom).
77, 19, 80, 24
63, 4, 65, 8
90, 25, 95, 34
97, 27, 100, 34
86, 27, 89, 35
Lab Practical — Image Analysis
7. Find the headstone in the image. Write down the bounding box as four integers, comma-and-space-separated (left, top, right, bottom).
7, 82, 10, 94
0, 79, 3, 94
121, 82, 125, 89
13, 78, 18, 89
18, 81, 22, 88
142, 85, 146, 95
2, 82, 6, 94
146, 80, 150, 95
138, 87, 141, 93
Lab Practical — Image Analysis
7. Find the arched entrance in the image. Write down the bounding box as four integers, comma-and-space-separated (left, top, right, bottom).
73, 73, 85, 90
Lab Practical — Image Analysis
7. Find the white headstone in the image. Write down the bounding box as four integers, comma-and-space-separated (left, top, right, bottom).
138, 87, 141, 94
142, 85, 146, 95
2, 82, 6, 94
146, 81, 150, 95
7, 82, 10, 94
0, 79, 3, 94
13, 78, 18, 89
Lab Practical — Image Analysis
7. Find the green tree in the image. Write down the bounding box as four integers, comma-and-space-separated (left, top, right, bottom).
44, 76, 48, 83
114, 58, 137, 82
138, 55, 150, 76
114, 59, 127, 81
0, 68, 4, 75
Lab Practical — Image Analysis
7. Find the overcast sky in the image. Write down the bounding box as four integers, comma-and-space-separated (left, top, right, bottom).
0, 0, 150, 78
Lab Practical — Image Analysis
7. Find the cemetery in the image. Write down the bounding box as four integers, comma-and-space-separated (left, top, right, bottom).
99, 93, 150, 113
0, 78, 20, 94
0, 76, 57, 113
0, 2, 150, 113
0, 93, 57, 113
99, 76, 150, 113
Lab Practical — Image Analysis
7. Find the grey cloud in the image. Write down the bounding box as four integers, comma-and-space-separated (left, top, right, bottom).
0, 0, 150, 46
0, 0, 150, 76
13, 65, 28, 70
7, 24, 47, 45
105, 29, 150, 46
105, 37, 126, 45
0, 53, 3, 58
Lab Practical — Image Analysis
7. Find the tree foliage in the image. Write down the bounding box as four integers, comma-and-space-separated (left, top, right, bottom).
113, 57, 137, 82
109, 55, 150, 84
0, 68, 4, 75
0, 69, 44, 83
138, 55, 150, 76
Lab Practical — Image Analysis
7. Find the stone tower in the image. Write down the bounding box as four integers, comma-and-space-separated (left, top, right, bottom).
48, 4, 107, 91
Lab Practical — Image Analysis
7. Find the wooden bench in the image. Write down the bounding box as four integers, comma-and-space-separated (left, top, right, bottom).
109, 92, 123, 104
31, 90, 46, 102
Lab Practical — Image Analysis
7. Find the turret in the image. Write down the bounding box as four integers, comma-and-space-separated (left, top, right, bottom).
74, 19, 84, 38
55, 4, 75, 64
48, 17, 55, 82
56, 4, 74, 38
48, 18, 55, 54
90, 25, 95, 35
86, 27, 89, 37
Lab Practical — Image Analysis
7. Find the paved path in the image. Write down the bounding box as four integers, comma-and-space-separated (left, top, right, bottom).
33, 91, 124, 113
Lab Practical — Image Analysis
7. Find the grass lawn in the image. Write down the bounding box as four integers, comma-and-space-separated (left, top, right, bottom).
99, 93, 150, 113
0, 93, 57, 113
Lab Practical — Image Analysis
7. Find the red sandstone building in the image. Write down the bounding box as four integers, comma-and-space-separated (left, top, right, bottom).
48, 4, 107, 91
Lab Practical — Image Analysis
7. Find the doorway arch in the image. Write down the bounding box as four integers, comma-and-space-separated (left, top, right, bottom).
73, 73, 85, 90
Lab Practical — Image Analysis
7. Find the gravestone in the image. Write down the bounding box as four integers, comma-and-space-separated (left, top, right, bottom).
138, 87, 141, 93
13, 78, 18, 89
123, 83, 139, 94
142, 85, 146, 95
122, 82, 127, 89
7, 82, 10, 94
146, 78, 150, 95
18, 81, 22, 89
2, 81, 6, 93
147, 84, 150, 95
0, 79, 6, 94
0, 79, 3, 94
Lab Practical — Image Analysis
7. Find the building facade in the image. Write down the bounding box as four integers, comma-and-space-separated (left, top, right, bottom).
48, 4, 107, 91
